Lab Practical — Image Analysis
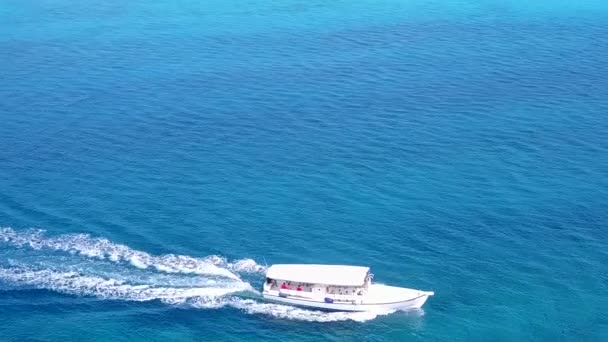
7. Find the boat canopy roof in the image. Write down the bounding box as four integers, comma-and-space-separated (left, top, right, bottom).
266, 264, 370, 287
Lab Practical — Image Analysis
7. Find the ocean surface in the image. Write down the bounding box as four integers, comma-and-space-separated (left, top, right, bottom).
1, 0, 608, 341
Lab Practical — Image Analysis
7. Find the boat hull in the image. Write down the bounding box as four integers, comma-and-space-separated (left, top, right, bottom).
262, 292, 431, 312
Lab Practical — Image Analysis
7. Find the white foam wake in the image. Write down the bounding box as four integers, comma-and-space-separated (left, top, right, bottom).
0, 266, 249, 304
0, 228, 391, 322
0, 227, 266, 278
0, 266, 389, 322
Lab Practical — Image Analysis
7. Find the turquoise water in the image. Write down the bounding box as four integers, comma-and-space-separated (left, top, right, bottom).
1, 0, 608, 340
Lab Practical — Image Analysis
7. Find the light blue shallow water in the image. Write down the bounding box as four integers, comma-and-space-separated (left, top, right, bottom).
1, 0, 608, 341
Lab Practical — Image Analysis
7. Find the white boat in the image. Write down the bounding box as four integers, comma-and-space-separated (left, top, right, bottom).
262, 264, 434, 312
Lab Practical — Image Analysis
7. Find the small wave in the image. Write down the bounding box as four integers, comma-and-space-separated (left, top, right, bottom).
0, 227, 265, 278
204, 255, 267, 274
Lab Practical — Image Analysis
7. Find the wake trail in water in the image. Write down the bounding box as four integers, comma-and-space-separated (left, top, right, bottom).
0, 228, 389, 322
0, 266, 246, 303
0, 227, 263, 278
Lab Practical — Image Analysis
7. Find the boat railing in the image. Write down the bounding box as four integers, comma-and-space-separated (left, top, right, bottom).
278, 289, 317, 299
326, 293, 362, 300
276, 287, 367, 303
323, 293, 364, 305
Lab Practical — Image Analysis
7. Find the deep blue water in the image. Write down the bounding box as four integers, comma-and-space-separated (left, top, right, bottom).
1, 0, 608, 340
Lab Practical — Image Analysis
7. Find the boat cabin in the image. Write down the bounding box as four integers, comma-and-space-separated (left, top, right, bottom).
263, 264, 373, 301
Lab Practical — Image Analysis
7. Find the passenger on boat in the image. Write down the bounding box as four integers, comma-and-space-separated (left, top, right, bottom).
296, 285, 302, 291
281, 282, 287, 289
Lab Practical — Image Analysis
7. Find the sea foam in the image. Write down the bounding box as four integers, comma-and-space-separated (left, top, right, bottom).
0, 227, 264, 279
0, 227, 387, 322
